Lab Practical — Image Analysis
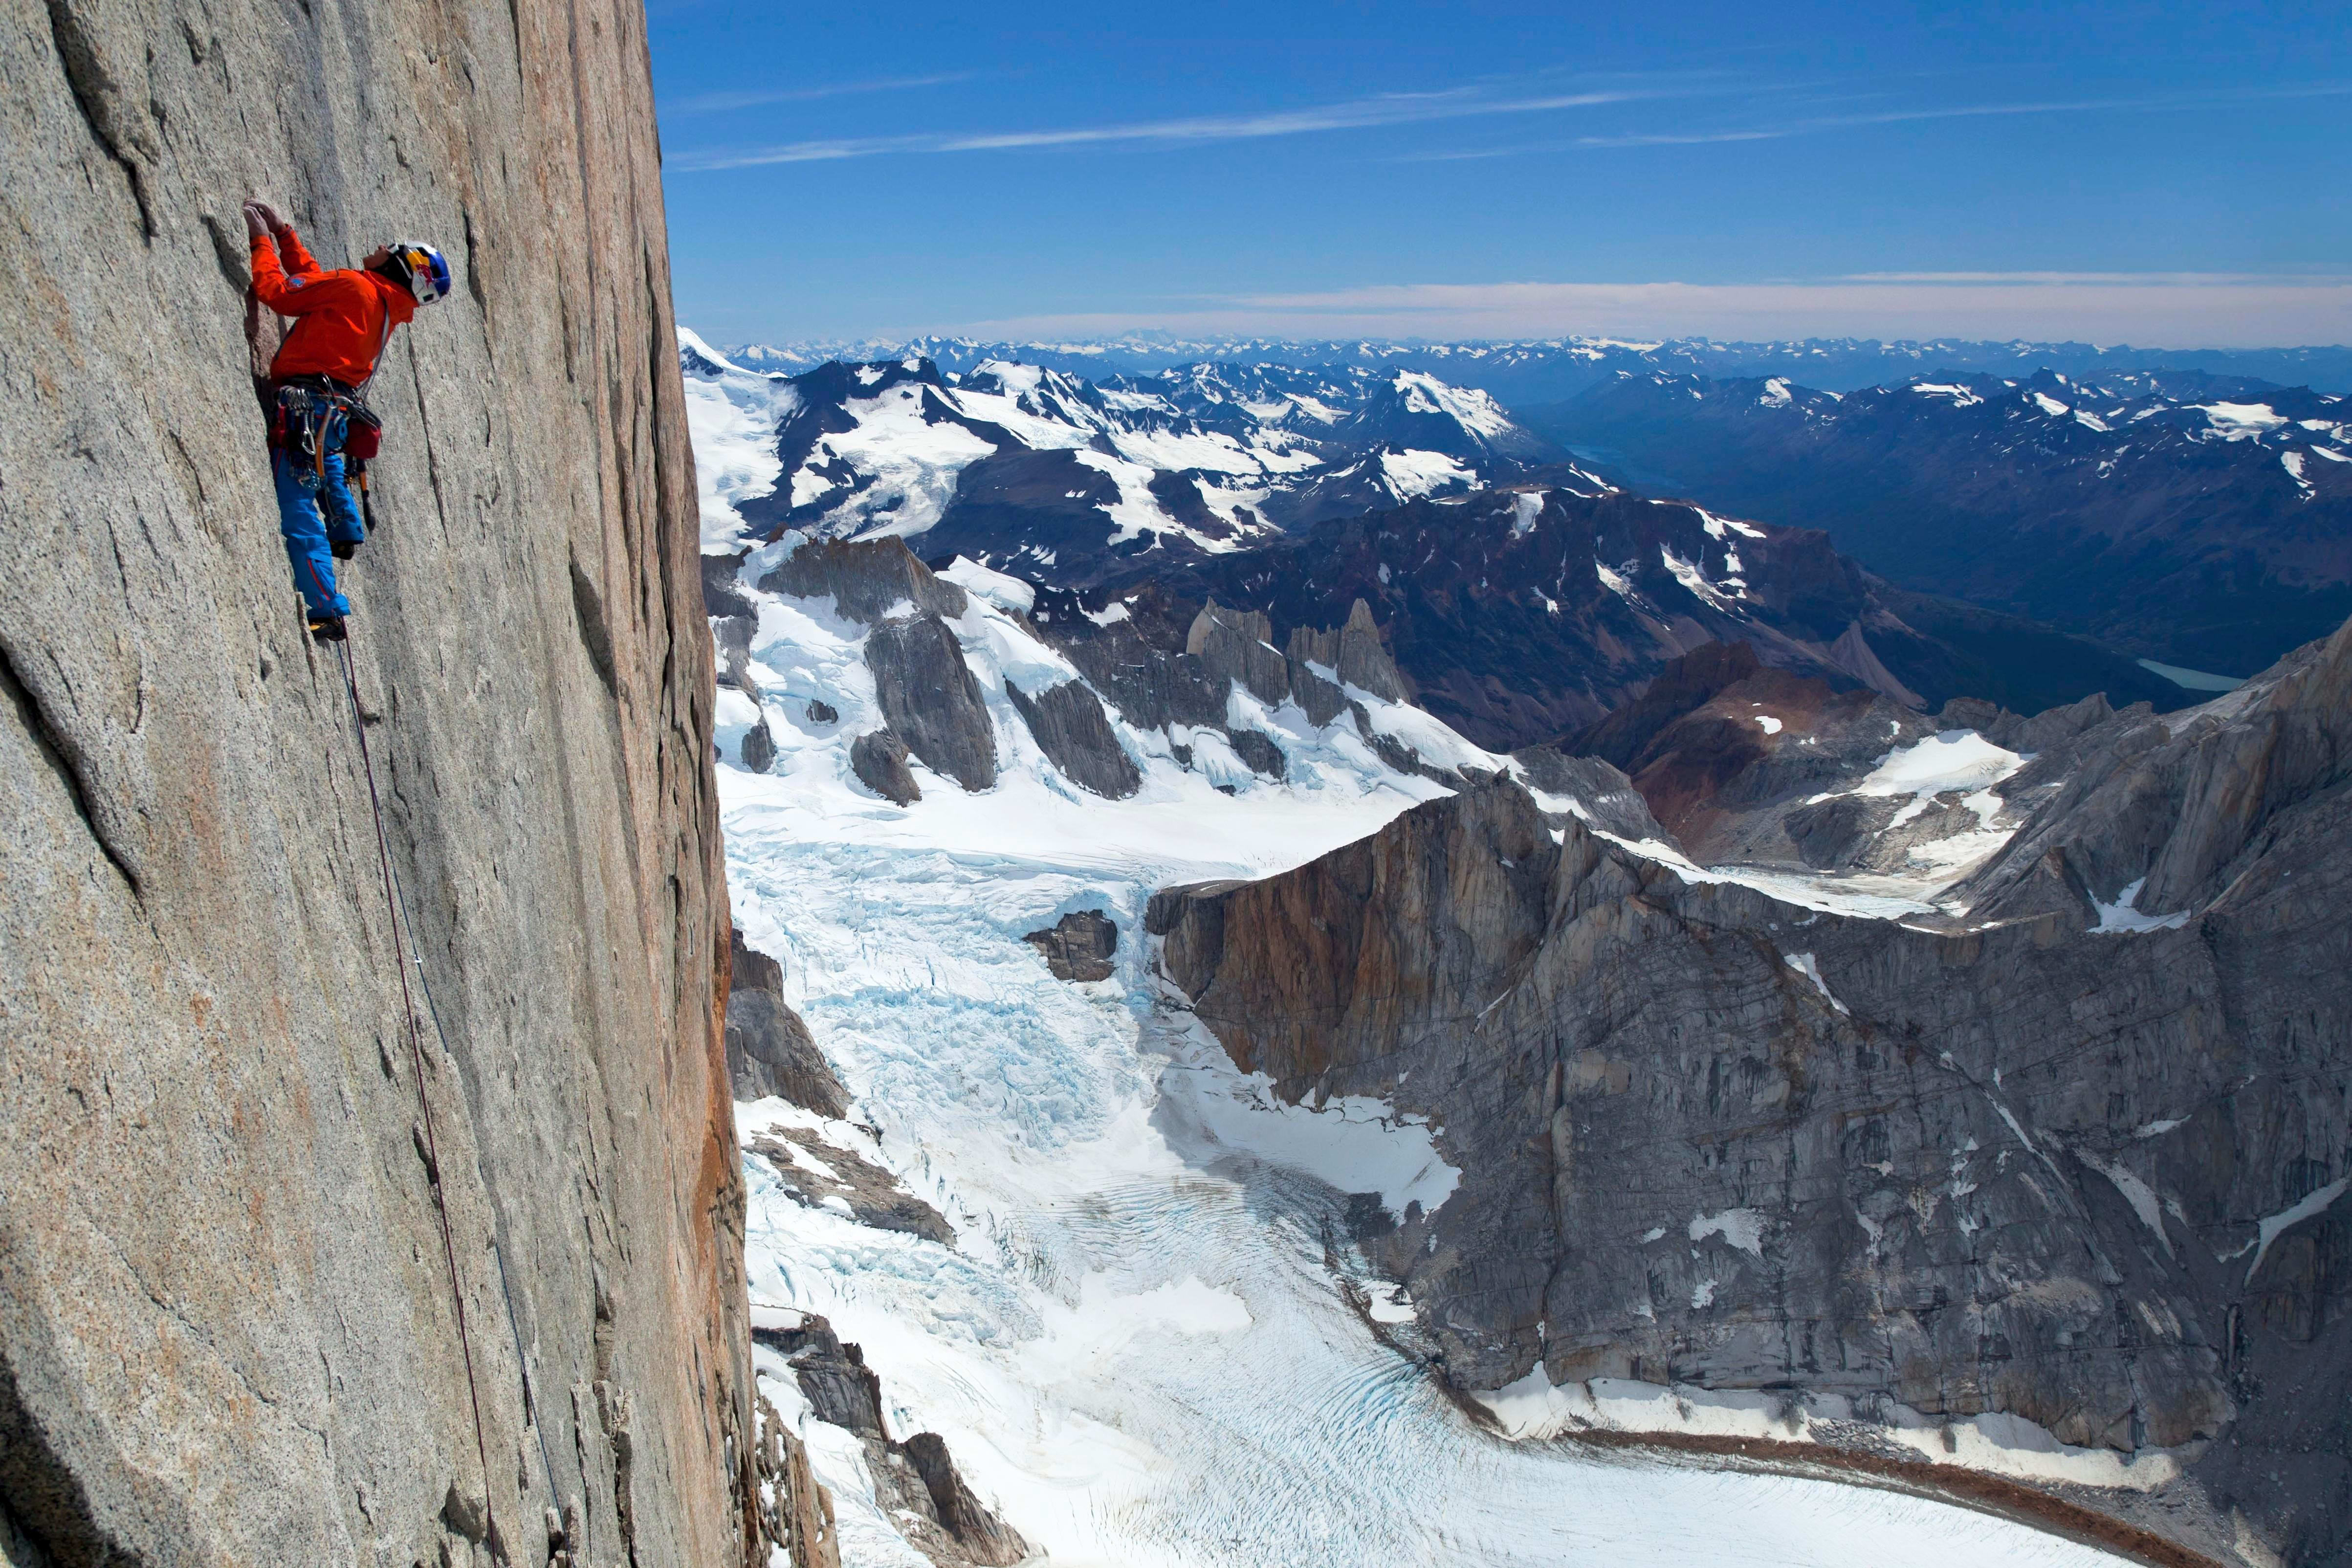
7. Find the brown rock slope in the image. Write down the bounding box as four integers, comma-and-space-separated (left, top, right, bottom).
0, 0, 810, 1562
1556, 639, 2125, 869
1150, 618, 2352, 1567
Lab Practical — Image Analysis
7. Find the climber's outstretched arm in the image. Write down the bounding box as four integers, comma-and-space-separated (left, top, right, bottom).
244, 201, 331, 316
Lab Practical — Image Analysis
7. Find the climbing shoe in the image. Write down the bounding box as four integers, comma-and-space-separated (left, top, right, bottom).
307, 613, 348, 644
330, 538, 359, 560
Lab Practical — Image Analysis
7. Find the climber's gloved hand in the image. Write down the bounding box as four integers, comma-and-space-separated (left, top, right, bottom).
243, 202, 271, 240
252, 200, 288, 234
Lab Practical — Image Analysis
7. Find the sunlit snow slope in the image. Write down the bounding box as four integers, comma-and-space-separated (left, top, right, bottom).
707, 542, 2130, 1567
679, 329, 1567, 586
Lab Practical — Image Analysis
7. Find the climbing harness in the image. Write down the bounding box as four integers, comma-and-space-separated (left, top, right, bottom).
276, 375, 384, 569
272, 375, 380, 487
330, 637, 504, 1554
347, 399, 384, 535
272, 382, 338, 487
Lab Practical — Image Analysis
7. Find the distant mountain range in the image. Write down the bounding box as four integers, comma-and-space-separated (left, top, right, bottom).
1060, 486, 2179, 751
682, 333, 1590, 584
1521, 369, 2352, 677
723, 333, 2352, 403
686, 330, 2330, 748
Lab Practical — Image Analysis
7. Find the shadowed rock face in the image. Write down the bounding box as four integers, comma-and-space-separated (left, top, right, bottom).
1004, 678, 1142, 799
726, 928, 850, 1117
754, 1316, 1030, 1568
1023, 909, 1119, 983
1149, 619, 2352, 1566
850, 730, 922, 805
1229, 728, 1288, 778
867, 617, 998, 792
0, 0, 782, 1561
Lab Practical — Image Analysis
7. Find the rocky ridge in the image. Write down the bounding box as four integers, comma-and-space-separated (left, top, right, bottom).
750, 1314, 1030, 1568
681, 338, 1566, 585
1530, 368, 2352, 676
1086, 486, 2181, 751
1148, 618, 2352, 1566
1553, 639, 2124, 873
724, 335, 2352, 405
703, 535, 1507, 804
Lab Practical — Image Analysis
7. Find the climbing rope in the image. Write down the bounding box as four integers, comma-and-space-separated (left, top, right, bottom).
331, 637, 503, 1550
359, 719, 569, 1521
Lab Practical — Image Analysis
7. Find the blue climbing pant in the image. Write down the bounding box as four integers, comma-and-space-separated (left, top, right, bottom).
273, 437, 364, 618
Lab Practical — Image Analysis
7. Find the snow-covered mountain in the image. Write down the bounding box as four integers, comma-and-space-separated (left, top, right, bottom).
721, 332, 2352, 401
681, 330, 1570, 584
1524, 367, 2352, 677
702, 527, 2178, 1568
689, 329, 2352, 1568
1064, 482, 2180, 750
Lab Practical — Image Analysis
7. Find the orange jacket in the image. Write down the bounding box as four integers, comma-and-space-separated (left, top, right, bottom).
250, 227, 416, 389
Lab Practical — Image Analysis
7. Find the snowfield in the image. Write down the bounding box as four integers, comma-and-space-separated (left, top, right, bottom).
711, 549, 2131, 1567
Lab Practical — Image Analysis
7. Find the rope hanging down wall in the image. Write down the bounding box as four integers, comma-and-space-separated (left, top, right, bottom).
332, 638, 505, 1558
339, 643, 573, 1541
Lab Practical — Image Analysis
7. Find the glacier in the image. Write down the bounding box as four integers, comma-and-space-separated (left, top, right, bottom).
710, 552, 2136, 1567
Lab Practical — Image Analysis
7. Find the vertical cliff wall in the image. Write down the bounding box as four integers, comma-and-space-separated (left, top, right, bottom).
1151, 620, 2352, 1566
0, 0, 753, 1561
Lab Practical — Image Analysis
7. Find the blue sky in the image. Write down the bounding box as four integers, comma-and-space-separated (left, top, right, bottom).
646, 1, 2351, 347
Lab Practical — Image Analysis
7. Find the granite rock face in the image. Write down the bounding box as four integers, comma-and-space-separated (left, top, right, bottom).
849, 729, 923, 805
0, 0, 791, 1560
866, 616, 998, 793
726, 928, 851, 1117
1039, 592, 1487, 787
1288, 596, 1414, 704
1003, 677, 1141, 799
1023, 909, 1119, 983
1150, 619, 2352, 1566
754, 1316, 1030, 1568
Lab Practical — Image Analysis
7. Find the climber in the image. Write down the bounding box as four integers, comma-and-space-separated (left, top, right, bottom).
244, 199, 450, 642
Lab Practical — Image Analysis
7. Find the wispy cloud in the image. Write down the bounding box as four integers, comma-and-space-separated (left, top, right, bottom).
957, 275, 2352, 350
669, 83, 1682, 172
1841, 271, 2352, 286
672, 70, 2352, 173
1409, 128, 1780, 160
665, 72, 976, 117
1413, 80, 2352, 160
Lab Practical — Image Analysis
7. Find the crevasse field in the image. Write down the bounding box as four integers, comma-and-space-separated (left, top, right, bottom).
710, 570, 2124, 1568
